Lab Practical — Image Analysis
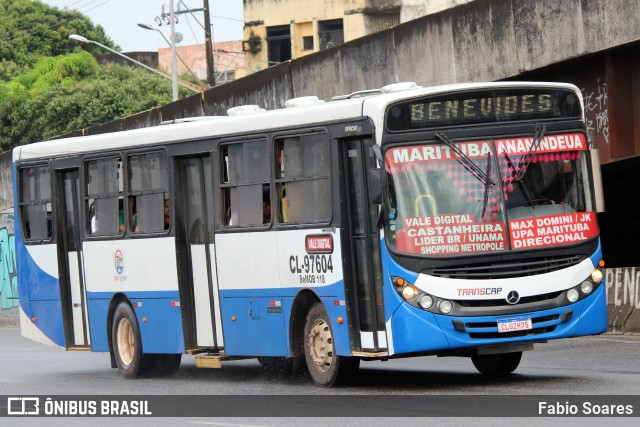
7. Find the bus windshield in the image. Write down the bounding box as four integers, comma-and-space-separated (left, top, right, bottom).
384, 132, 597, 257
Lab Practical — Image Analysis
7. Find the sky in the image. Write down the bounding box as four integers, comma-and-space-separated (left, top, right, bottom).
41, 0, 244, 52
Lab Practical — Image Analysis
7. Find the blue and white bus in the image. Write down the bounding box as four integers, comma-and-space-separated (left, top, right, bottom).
14, 81, 607, 386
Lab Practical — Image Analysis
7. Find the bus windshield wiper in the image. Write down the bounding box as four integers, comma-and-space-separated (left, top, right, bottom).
435, 132, 495, 187
481, 150, 493, 218
513, 124, 546, 182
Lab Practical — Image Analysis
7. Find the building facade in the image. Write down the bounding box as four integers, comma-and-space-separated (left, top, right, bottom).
158, 41, 247, 86
242, 0, 403, 74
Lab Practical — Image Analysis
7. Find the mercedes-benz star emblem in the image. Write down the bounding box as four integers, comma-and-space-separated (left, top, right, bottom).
506, 290, 520, 305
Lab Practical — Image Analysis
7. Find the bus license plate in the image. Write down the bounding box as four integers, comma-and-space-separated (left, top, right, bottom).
497, 317, 532, 333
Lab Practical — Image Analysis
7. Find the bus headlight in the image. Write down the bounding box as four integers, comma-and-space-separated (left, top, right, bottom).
439, 300, 453, 314
402, 285, 419, 301
567, 289, 580, 303
591, 269, 603, 284
418, 294, 434, 309
580, 281, 594, 295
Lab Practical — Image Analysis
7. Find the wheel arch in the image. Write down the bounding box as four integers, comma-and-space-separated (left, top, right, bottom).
289, 289, 321, 358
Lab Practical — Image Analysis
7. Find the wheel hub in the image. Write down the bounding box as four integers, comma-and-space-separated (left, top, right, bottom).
116, 318, 135, 366
308, 318, 334, 373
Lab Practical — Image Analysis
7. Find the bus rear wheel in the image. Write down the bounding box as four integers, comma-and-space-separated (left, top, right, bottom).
112, 302, 145, 378
303, 303, 359, 386
471, 351, 522, 375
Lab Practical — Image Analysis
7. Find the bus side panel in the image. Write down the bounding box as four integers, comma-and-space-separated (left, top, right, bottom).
318, 294, 351, 356
16, 239, 65, 347
127, 292, 185, 354
87, 291, 185, 354
216, 229, 350, 357
86, 297, 110, 352
219, 293, 288, 356
277, 230, 350, 357
83, 239, 184, 354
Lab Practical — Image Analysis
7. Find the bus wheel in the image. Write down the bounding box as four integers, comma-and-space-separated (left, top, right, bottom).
303, 303, 359, 386
112, 302, 146, 378
471, 351, 522, 375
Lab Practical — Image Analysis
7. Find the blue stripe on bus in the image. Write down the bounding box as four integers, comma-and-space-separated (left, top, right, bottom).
86, 282, 351, 358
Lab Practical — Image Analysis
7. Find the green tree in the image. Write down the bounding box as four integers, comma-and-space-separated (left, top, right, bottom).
0, 59, 191, 151
0, 1, 196, 151
0, 0, 116, 81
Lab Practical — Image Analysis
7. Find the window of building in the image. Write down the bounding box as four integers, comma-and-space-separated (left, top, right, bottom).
127, 151, 169, 234
18, 165, 52, 241
85, 157, 124, 236
217, 70, 236, 83
302, 36, 314, 51
319, 19, 344, 50
266, 25, 291, 65
221, 140, 270, 227
275, 133, 331, 224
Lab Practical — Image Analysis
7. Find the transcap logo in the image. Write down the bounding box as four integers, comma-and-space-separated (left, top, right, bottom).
7, 397, 40, 415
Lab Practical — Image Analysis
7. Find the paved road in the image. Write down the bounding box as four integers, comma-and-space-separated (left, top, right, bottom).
1, 326, 639, 426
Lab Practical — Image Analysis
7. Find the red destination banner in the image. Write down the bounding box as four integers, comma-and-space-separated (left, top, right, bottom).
495, 133, 587, 156
509, 212, 598, 250
385, 133, 587, 168
394, 214, 507, 255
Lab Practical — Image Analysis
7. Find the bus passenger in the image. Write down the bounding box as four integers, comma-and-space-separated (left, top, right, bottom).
164, 199, 171, 230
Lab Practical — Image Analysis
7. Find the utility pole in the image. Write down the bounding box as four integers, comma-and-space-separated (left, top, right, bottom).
169, 0, 179, 101
203, 0, 216, 87
155, 1, 213, 87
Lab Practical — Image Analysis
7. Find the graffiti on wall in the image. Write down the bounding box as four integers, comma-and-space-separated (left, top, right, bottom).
605, 267, 640, 309
581, 78, 609, 147
0, 226, 17, 309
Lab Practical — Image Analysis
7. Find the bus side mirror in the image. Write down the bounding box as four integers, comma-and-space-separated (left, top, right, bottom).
368, 168, 383, 205
590, 148, 605, 213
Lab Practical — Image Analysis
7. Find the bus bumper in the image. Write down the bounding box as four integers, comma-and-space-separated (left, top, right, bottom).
388, 284, 607, 356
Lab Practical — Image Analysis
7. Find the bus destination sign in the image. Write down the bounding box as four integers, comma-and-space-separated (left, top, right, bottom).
386, 88, 582, 131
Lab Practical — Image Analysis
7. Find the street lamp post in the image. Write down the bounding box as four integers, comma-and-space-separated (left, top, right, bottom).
68, 34, 198, 98
137, 22, 207, 90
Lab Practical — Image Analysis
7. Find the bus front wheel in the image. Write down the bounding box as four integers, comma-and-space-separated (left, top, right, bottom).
303, 303, 359, 386
471, 351, 522, 375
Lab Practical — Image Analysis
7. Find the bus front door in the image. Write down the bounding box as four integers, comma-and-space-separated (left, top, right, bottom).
55, 168, 90, 349
175, 156, 222, 350
341, 139, 387, 353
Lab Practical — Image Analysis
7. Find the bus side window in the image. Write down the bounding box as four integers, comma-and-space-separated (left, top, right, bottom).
18, 166, 53, 242
85, 157, 123, 236
127, 152, 169, 233
275, 133, 331, 224
220, 140, 269, 227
